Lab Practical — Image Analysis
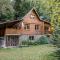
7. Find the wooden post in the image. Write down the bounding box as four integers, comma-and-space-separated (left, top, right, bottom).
3, 36, 6, 48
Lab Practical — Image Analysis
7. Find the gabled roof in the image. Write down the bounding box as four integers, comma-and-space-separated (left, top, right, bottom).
0, 7, 50, 28
31, 8, 50, 24
22, 7, 50, 25
0, 19, 21, 25
0, 20, 22, 29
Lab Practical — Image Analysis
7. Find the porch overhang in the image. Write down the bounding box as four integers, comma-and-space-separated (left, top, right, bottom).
5, 34, 20, 36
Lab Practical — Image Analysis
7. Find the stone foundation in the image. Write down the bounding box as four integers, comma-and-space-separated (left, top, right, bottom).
19, 35, 44, 41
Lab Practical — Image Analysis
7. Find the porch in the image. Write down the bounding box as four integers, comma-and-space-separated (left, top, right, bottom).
0, 35, 19, 48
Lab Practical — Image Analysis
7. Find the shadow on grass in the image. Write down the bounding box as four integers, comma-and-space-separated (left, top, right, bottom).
50, 48, 60, 60
55, 49, 60, 60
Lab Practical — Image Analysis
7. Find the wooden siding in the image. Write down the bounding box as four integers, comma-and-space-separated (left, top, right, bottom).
19, 10, 45, 35
5, 28, 21, 35
44, 22, 51, 34
0, 8, 51, 36
0, 29, 5, 36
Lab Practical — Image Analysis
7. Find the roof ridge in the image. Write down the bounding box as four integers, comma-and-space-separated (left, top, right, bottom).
0, 7, 50, 25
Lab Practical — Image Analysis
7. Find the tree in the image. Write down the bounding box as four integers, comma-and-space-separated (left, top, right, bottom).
13, 0, 51, 21
48, 0, 60, 46
0, 0, 14, 21
14, 0, 33, 19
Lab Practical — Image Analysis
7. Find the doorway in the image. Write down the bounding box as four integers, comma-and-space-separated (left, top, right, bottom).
6, 35, 19, 47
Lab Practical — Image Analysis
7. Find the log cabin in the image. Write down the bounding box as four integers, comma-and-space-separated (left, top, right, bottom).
0, 8, 51, 48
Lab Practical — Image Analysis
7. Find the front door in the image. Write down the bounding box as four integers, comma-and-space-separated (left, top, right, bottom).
6, 36, 19, 47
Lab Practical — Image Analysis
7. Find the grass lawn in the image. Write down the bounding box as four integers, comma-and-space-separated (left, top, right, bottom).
0, 44, 57, 60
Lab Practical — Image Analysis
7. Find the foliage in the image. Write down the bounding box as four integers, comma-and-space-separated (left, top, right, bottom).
0, 0, 60, 22
0, 0, 14, 21
21, 40, 37, 46
14, 0, 33, 19
36, 36, 50, 44
1, 0, 60, 22
13, 0, 52, 21
51, 28, 60, 46
22, 40, 29, 45
48, 0, 60, 47
21, 36, 50, 46
55, 49, 60, 60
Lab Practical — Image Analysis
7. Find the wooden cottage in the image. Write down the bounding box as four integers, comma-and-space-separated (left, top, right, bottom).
0, 8, 51, 48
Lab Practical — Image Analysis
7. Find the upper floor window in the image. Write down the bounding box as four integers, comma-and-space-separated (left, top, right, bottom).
35, 25, 39, 30
30, 14, 35, 19
24, 24, 30, 30
45, 26, 48, 30
44, 26, 49, 31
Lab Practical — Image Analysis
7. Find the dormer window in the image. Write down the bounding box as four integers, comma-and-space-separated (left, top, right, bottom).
30, 15, 35, 19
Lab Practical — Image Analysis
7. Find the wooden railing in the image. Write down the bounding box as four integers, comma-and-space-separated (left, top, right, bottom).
5, 28, 21, 35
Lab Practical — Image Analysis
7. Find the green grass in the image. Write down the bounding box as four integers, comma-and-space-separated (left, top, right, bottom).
0, 44, 57, 60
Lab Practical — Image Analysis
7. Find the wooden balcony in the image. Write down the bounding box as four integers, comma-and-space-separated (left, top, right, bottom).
5, 28, 21, 35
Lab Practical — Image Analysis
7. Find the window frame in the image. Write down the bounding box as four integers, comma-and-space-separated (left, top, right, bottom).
35, 25, 39, 30
29, 36, 34, 40
24, 24, 30, 30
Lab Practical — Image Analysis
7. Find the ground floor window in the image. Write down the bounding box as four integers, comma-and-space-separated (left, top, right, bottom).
6, 35, 19, 46
29, 36, 34, 40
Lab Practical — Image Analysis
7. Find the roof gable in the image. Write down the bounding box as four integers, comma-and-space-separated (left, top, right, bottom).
0, 8, 50, 26
22, 8, 50, 25
22, 8, 43, 24
22, 8, 40, 20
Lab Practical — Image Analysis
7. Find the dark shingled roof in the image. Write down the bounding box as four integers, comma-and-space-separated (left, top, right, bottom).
0, 20, 22, 29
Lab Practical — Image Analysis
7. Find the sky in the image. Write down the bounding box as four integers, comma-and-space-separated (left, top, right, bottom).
11, 0, 13, 1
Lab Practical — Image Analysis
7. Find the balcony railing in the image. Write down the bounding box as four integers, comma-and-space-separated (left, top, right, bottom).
5, 28, 21, 35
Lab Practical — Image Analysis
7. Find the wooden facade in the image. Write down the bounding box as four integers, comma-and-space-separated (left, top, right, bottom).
0, 8, 51, 48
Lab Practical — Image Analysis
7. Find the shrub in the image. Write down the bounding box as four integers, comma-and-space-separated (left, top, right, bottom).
36, 36, 50, 44
22, 41, 28, 45
28, 41, 37, 45
21, 36, 51, 46
21, 40, 37, 46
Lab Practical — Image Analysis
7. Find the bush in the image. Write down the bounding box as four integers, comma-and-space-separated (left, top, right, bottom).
22, 40, 37, 46
22, 41, 28, 45
36, 36, 50, 44
21, 36, 50, 46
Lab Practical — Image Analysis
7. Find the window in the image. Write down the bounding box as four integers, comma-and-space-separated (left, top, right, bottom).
6, 36, 19, 46
35, 25, 39, 30
45, 26, 49, 31
44, 26, 49, 34
29, 36, 34, 40
30, 15, 35, 19
24, 24, 30, 30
